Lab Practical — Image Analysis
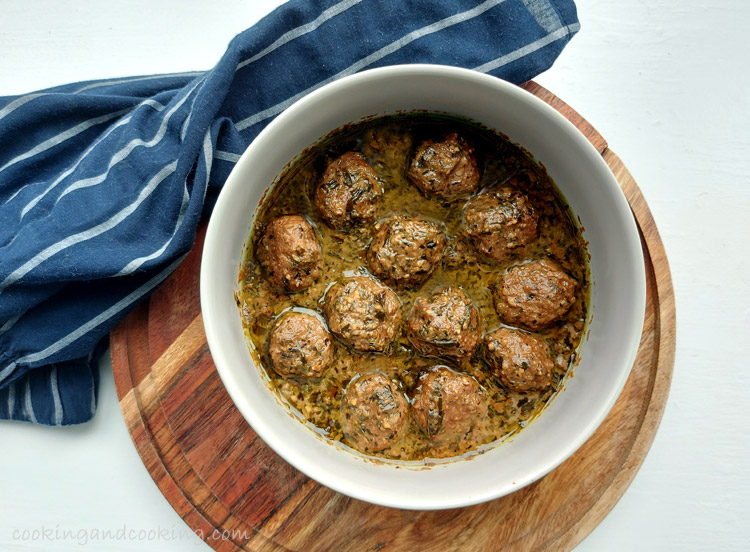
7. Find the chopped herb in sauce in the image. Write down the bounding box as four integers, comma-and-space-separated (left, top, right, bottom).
237, 114, 589, 461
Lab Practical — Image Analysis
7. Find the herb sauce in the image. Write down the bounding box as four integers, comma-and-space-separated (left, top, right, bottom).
237, 114, 589, 461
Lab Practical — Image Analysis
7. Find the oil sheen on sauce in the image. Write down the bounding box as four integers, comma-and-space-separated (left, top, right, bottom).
237, 114, 590, 462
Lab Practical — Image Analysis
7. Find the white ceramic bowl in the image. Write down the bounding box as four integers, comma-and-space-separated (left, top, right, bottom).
201, 64, 646, 510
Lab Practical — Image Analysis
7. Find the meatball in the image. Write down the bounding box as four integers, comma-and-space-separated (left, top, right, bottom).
441, 237, 478, 267
407, 132, 480, 200
462, 186, 538, 261
407, 286, 483, 360
411, 366, 488, 444
484, 327, 553, 391
315, 151, 384, 229
494, 259, 577, 329
268, 312, 333, 378
367, 214, 446, 287
256, 215, 322, 292
323, 276, 402, 352
340, 372, 410, 453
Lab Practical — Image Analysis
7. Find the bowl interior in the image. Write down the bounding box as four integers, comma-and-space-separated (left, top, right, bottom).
200, 65, 646, 510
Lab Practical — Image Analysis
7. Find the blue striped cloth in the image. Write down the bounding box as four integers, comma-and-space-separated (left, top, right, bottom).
0, 0, 579, 425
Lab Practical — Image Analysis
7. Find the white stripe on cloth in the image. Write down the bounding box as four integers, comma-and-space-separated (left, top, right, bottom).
201, 128, 214, 205
2, 186, 25, 207
0, 360, 16, 382
180, 115, 190, 142
235, 0, 508, 131
50, 365, 63, 426
0, 72, 199, 133
0, 93, 46, 123
0, 160, 179, 293
0, 108, 131, 174
24, 378, 38, 424
0, 314, 22, 336
72, 71, 205, 94
51, 79, 203, 205
180, 74, 209, 141
235, 0, 364, 72
472, 22, 580, 73
7, 382, 15, 417
18, 99, 167, 219
0, 254, 185, 380
119, 126, 215, 277
521, 0, 563, 33
115, 186, 189, 277
214, 150, 241, 163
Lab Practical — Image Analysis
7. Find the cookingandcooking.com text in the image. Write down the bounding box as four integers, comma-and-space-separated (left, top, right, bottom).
10, 524, 252, 546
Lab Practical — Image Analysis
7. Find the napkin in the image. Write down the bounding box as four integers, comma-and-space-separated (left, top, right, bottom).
0, 0, 579, 425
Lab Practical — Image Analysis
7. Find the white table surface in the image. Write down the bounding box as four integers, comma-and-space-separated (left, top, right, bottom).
2, 1, 749, 550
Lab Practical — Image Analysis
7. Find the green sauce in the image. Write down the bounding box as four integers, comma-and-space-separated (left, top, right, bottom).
237, 114, 590, 461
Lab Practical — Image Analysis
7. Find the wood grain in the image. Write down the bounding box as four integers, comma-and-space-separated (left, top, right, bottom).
110, 83, 675, 552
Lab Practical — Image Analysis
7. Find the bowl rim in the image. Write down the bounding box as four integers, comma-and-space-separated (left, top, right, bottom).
200, 63, 646, 510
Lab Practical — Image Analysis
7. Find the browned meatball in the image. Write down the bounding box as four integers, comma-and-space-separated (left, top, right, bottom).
268, 312, 333, 377
315, 151, 384, 229
323, 276, 402, 352
494, 259, 577, 329
256, 215, 322, 292
340, 372, 410, 453
484, 327, 553, 391
411, 366, 488, 444
407, 286, 483, 360
462, 186, 538, 261
367, 214, 446, 288
407, 132, 480, 200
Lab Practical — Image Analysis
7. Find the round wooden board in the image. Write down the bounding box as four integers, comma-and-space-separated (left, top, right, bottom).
110, 82, 675, 552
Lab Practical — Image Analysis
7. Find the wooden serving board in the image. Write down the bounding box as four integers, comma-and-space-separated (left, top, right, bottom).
110, 82, 675, 552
